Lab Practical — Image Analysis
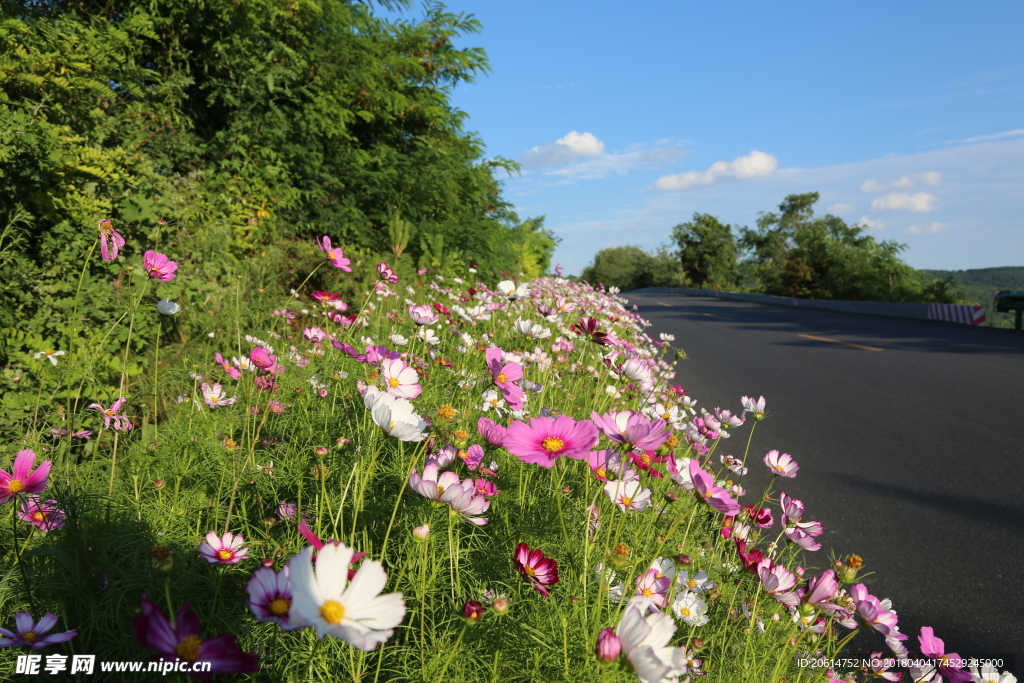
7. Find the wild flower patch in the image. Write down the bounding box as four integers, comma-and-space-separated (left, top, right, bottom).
0, 225, 1011, 683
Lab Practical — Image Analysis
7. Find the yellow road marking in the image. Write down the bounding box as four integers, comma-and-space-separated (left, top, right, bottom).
657, 302, 672, 307
797, 333, 883, 352
701, 313, 732, 321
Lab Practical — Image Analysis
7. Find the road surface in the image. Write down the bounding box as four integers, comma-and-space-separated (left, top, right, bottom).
626, 289, 1024, 668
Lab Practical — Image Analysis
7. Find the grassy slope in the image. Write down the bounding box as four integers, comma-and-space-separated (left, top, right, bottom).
921, 266, 1024, 328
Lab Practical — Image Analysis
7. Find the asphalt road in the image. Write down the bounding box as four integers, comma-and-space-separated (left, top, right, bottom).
625, 290, 1024, 669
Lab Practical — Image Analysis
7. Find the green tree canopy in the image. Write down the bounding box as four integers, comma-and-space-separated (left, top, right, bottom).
671, 213, 738, 289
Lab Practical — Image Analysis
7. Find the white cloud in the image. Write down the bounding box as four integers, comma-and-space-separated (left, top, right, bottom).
870, 192, 940, 212
652, 150, 778, 191
905, 222, 949, 235
548, 145, 688, 180
520, 131, 605, 167
828, 202, 855, 215
858, 215, 887, 230
861, 172, 942, 192
946, 128, 1024, 145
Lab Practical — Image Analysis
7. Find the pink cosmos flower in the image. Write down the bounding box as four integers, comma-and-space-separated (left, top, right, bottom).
408, 463, 489, 524
477, 417, 507, 447
456, 444, 485, 471
214, 353, 242, 380
591, 410, 672, 451
745, 505, 774, 528
741, 395, 767, 420
381, 358, 422, 399
803, 569, 838, 608
19, 496, 65, 531
247, 567, 306, 631
0, 450, 52, 503
866, 651, 902, 682
595, 628, 622, 663
302, 327, 328, 343
763, 450, 799, 478
88, 398, 133, 431
377, 261, 399, 283
472, 478, 501, 498
316, 236, 352, 271
133, 594, 259, 679
503, 415, 599, 468
98, 219, 125, 261
142, 250, 178, 281
513, 543, 560, 597
485, 347, 525, 410
756, 557, 797, 595
632, 568, 671, 608
918, 626, 972, 682
850, 584, 906, 638
689, 460, 740, 516
0, 611, 76, 649
408, 304, 439, 326
72, 430, 92, 440
779, 492, 805, 524
201, 382, 237, 409
199, 531, 248, 564
785, 527, 822, 551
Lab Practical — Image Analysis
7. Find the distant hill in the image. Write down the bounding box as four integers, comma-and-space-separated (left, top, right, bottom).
920, 267, 1024, 328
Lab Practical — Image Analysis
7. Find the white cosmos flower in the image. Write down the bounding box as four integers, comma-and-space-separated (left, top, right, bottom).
513, 318, 551, 340
621, 358, 654, 394
671, 592, 709, 626
156, 299, 181, 315
970, 663, 1017, 683
33, 349, 66, 366
659, 333, 675, 342
604, 479, 651, 512
287, 544, 405, 650
416, 327, 439, 345
368, 391, 428, 442
389, 333, 408, 346
497, 280, 529, 300
616, 596, 688, 683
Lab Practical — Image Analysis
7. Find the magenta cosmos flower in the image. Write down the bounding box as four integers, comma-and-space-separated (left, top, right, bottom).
477, 417, 507, 447
142, 250, 178, 281
316, 236, 352, 271
19, 496, 65, 531
98, 219, 125, 261
688, 459, 740, 517
198, 531, 248, 564
513, 543, 560, 597
0, 611, 76, 649
249, 347, 278, 374
134, 594, 259, 680
0, 450, 52, 503
88, 397, 133, 431
763, 450, 799, 478
503, 415, 599, 468
918, 626, 972, 682
247, 567, 306, 631
485, 347, 526, 410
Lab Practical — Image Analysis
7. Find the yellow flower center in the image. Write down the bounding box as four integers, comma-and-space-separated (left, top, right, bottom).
23, 631, 37, 642
523, 566, 536, 577
458, 450, 468, 460
388, 377, 401, 388
388, 421, 396, 432
105, 409, 115, 416
175, 634, 202, 661
641, 454, 651, 463
496, 372, 507, 384
620, 496, 633, 506
32, 512, 44, 522
320, 600, 345, 624
641, 588, 653, 596
662, 413, 671, 420
541, 437, 565, 453
436, 484, 445, 497
216, 549, 233, 561
150, 268, 160, 276
44, 349, 53, 356
269, 598, 291, 616
8, 480, 24, 494
680, 608, 691, 617
596, 467, 606, 479
210, 396, 219, 402
687, 579, 698, 589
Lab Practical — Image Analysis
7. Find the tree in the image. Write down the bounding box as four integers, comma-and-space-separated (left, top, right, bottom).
579, 244, 687, 292
670, 213, 738, 289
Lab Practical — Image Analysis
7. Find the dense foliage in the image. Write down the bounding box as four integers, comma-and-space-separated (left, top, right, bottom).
0, 0, 557, 365
578, 193, 962, 305
921, 267, 1024, 328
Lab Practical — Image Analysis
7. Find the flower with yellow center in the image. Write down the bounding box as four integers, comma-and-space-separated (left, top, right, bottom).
287, 544, 405, 650
541, 437, 564, 453
175, 634, 202, 661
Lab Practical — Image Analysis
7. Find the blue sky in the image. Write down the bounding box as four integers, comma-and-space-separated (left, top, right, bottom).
389, 2, 1024, 275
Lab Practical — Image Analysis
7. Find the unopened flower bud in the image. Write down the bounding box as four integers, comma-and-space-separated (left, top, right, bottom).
461, 600, 484, 624
315, 447, 329, 457
569, 595, 579, 604
691, 637, 705, 650
412, 524, 430, 541
675, 553, 692, 567
491, 598, 510, 615
595, 628, 621, 663
152, 545, 173, 572
153, 479, 165, 489
261, 557, 275, 568
841, 554, 863, 583
664, 491, 678, 504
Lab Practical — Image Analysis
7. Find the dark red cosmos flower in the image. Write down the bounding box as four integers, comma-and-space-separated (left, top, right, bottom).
628, 450, 668, 479
735, 539, 766, 573
513, 543, 560, 597
433, 303, 451, 315
570, 317, 610, 346
311, 291, 342, 302
133, 595, 259, 680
